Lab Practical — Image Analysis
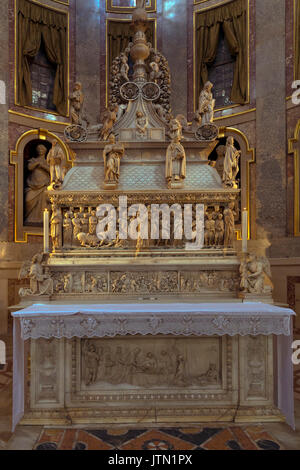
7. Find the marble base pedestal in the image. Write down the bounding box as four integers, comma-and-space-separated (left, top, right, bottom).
21, 334, 283, 426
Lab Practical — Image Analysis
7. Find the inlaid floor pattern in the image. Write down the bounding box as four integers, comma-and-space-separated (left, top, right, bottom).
34, 426, 283, 450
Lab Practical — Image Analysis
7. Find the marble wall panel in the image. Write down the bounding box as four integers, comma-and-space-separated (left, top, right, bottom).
255, 0, 287, 238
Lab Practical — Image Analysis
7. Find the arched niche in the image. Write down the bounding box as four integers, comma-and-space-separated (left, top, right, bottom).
210, 126, 255, 240
10, 129, 71, 242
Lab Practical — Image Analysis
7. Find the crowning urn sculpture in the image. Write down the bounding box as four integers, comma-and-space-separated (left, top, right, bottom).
16, 3, 283, 427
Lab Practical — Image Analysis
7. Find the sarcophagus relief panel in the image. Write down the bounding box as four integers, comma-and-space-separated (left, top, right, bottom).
65, 336, 238, 407
81, 337, 221, 390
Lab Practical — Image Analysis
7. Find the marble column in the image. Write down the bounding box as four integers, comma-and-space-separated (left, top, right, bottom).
76, 0, 101, 126
255, 0, 286, 238
0, 0, 9, 242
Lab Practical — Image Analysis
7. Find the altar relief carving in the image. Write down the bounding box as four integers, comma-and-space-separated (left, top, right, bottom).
81, 337, 221, 389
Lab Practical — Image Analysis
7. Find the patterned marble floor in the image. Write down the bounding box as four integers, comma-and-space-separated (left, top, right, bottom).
33, 426, 283, 450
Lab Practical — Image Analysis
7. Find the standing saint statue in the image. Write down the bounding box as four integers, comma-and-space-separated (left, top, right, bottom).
223, 202, 236, 248
47, 140, 66, 190
223, 136, 241, 188
69, 82, 84, 125
165, 132, 186, 187
120, 54, 129, 82
24, 143, 50, 225
99, 104, 119, 141
103, 134, 125, 187
198, 81, 215, 125
50, 205, 62, 250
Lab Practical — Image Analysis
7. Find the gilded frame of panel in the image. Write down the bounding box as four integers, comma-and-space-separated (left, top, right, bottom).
106, 0, 156, 14
193, 0, 250, 113
10, 129, 71, 243
288, 119, 300, 237
105, 17, 157, 107
14, 0, 70, 117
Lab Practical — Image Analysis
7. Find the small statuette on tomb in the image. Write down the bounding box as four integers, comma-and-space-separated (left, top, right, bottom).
99, 104, 119, 141
198, 81, 215, 125
69, 82, 84, 125
47, 140, 67, 190
165, 124, 186, 189
223, 202, 236, 248
103, 134, 125, 189
135, 111, 148, 139
223, 136, 241, 189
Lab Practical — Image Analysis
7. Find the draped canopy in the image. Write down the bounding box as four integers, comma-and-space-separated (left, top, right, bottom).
195, 0, 248, 106
17, 0, 68, 115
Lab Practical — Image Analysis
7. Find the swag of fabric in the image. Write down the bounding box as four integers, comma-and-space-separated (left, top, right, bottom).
108, 20, 154, 72
196, 0, 248, 105
296, 0, 300, 80
17, 0, 68, 115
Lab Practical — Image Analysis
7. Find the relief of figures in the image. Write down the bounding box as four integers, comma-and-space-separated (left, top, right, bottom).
180, 271, 239, 293
110, 271, 178, 294
81, 338, 220, 389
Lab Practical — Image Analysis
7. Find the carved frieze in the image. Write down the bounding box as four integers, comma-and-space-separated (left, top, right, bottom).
80, 337, 221, 389
46, 269, 239, 296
